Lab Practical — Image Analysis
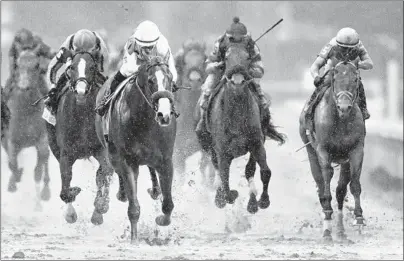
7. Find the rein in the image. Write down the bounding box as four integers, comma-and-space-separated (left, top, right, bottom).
131, 76, 157, 112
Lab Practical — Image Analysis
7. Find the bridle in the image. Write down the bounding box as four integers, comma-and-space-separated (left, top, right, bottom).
331, 60, 360, 106
65, 51, 98, 93
130, 58, 173, 112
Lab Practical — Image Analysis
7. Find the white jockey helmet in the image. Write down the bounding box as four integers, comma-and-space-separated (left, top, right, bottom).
336, 27, 360, 48
134, 20, 161, 47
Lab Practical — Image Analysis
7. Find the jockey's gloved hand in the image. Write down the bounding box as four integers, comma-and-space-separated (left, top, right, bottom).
172, 82, 178, 92
314, 76, 323, 88
48, 86, 57, 96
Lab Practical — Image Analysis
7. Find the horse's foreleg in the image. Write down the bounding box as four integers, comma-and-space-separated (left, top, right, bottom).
249, 143, 272, 210
36, 135, 51, 202
59, 152, 80, 223
7, 141, 22, 192
147, 167, 161, 200
336, 162, 351, 240
155, 160, 174, 227
215, 153, 237, 208
317, 146, 334, 242
349, 144, 365, 228
91, 149, 114, 225
201, 151, 215, 189
245, 154, 258, 214
123, 159, 140, 244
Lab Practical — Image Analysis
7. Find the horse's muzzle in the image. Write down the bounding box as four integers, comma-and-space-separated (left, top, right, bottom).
336, 102, 353, 119
75, 82, 88, 105
155, 97, 173, 127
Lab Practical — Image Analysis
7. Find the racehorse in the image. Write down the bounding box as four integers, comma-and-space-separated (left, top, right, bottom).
173, 42, 215, 187
95, 55, 177, 243
196, 44, 277, 214
45, 50, 114, 225
2, 49, 51, 206
1, 88, 11, 140
299, 60, 366, 242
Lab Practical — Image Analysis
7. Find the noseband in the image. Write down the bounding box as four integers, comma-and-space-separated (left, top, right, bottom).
65, 51, 97, 92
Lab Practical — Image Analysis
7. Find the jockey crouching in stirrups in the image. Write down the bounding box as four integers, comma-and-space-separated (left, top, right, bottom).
305, 27, 373, 129
95, 20, 178, 116
44, 29, 109, 115
195, 17, 285, 143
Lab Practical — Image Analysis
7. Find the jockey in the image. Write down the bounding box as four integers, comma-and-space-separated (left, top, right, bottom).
308, 27, 373, 121
173, 38, 207, 87
44, 29, 109, 113
95, 20, 178, 116
3, 28, 55, 102
195, 17, 274, 138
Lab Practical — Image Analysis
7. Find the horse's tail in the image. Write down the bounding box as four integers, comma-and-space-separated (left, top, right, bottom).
266, 122, 287, 145
265, 110, 287, 145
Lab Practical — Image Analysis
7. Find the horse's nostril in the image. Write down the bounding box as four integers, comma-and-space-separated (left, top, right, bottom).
157, 112, 163, 119
348, 105, 352, 109
337, 105, 341, 110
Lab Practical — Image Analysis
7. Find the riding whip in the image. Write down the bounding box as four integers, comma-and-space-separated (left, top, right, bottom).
31, 95, 48, 106
253, 18, 284, 43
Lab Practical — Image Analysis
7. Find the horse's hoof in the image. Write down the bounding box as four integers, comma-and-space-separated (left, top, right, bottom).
227, 190, 239, 204
91, 210, 104, 225
147, 187, 161, 200
130, 238, 139, 245
247, 194, 259, 214
70, 187, 82, 197
322, 229, 333, 244
155, 215, 171, 226
258, 193, 270, 209
116, 191, 127, 202
41, 186, 51, 201
354, 217, 366, 226
8, 182, 17, 193
65, 205, 78, 224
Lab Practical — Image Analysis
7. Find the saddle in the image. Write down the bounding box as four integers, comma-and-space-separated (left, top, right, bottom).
102, 76, 135, 136
303, 84, 331, 132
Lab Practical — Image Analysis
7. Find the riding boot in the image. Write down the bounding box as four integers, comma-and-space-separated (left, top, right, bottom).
357, 81, 370, 120
254, 81, 270, 110
195, 93, 210, 134
44, 73, 68, 114
304, 86, 322, 130
95, 71, 127, 116
3, 74, 17, 103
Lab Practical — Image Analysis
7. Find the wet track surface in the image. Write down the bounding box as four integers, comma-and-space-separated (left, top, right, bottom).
1, 103, 403, 260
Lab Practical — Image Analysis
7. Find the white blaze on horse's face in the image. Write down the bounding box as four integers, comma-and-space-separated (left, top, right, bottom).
155, 70, 172, 126
76, 58, 87, 95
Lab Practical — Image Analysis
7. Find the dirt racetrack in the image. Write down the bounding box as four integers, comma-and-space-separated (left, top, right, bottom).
1, 102, 403, 260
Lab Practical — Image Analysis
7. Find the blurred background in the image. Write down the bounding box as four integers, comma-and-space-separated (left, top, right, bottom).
1, 1, 403, 115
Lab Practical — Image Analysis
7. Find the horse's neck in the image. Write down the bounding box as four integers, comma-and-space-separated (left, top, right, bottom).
126, 82, 154, 120
222, 84, 255, 120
